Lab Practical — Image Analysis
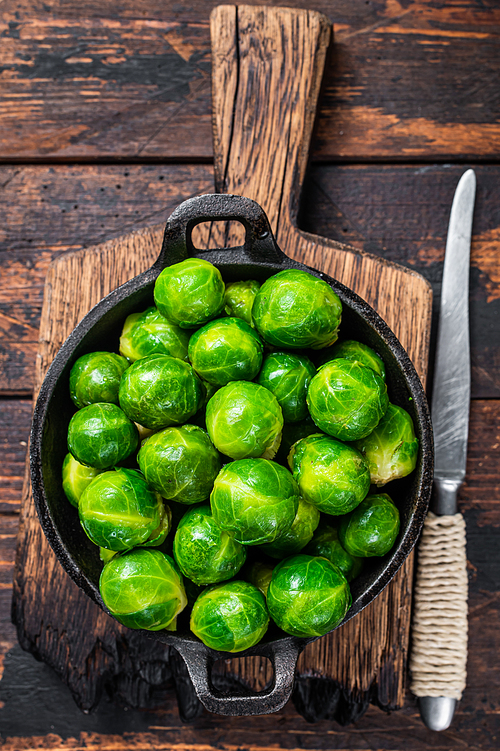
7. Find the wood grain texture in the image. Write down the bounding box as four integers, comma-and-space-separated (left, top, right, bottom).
1, 1, 499, 160
2, 163, 499, 398
12, 5, 431, 720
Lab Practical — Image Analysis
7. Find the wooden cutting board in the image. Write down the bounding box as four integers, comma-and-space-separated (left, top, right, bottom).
13, 5, 432, 722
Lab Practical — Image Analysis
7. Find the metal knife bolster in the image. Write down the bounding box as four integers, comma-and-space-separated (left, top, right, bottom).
433, 477, 462, 516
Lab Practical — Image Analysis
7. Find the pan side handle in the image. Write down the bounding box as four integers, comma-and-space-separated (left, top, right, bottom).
154, 192, 289, 268
173, 638, 301, 717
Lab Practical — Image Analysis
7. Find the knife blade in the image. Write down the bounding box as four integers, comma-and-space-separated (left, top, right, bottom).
431, 168, 475, 514
416, 168, 475, 731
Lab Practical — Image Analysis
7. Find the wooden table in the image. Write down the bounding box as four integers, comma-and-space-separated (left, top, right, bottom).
1, 1, 499, 748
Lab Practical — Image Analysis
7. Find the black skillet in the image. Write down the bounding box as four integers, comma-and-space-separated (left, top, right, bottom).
30, 193, 433, 716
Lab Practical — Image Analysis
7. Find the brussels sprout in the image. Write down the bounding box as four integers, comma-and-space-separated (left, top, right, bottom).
190, 581, 269, 652
138, 424, 220, 504
173, 505, 246, 585
353, 403, 418, 486
68, 402, 139, 469
267, 555, 351, 637
100, 548, 187, 630
288, 434, 370, 515
274, 417, 320, 466
206, 381, 283, 460
62, 452, 102, 508
261, 497, 320, 559
339, 493, 400, 557
305, 523, 363, 582
319, 340, 385, 379
252, 269, 342, 350
69, 351, 129, 409
79, 468, 165, 551
256, 352, 316, 423
210, 458, 300, 545
307, 358, 389, 441
188, 317, 263, 386
119, 307, 190, 362
247, 561, 274, 597
154, 258, 225, 329
119, 354, 204, 430
224, 280, 260, 326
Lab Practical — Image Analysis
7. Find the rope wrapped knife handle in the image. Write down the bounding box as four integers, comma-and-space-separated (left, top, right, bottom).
410, 511, 468, 700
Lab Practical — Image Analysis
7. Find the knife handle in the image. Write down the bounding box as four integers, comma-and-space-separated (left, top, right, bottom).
410, 512, 468, 711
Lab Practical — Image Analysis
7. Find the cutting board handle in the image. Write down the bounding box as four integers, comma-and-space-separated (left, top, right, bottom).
210, 4, 331, 237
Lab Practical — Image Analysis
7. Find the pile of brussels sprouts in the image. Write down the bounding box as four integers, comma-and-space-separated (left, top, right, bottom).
62, 258, 419, 652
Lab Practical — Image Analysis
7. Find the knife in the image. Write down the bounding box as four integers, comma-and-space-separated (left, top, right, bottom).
410, 169, 476, 730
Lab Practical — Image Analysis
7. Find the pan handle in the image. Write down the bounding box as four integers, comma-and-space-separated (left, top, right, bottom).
173, 638, 301, 716
154, 193, 288, 269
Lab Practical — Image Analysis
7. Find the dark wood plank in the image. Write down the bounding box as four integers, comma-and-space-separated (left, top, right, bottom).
0, 513, 19, 680
0, 400, 31, 514
1, 163, 499, 397
1, 1, 499, 160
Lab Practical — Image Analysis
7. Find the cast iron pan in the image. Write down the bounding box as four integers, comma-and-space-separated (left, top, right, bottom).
31, 193, 433, 716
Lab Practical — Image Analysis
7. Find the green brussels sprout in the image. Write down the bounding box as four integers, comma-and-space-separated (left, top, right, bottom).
206, 381, 283, 460
261, 497, 320, 559
188, 317, 263, 386
247, 561, 274, 597
353, 403, 419, 486
138, 424, 220, 504
256, 352, 316, 423
273, 417, 320, 466
119, 307, 190, 362
307, 358, 389, 441
288, 434, 370, 515
252, 269, 342, 350
339, 493, 400, 558
267, 555, 351, 637
154, 258, 225, 329
68, 402, 139, 469
224, 280, 260, 326
210, 458, 300, 545
173, 505, 246, 585
79, 468, 165, 551
100, 548, 187, 631
190, 581, 269, 652
62, 452, 102, 508
119, 354, 204, 430
319, 340, 385, 379
305, 523, 363, 582
69, 351, 129, 408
